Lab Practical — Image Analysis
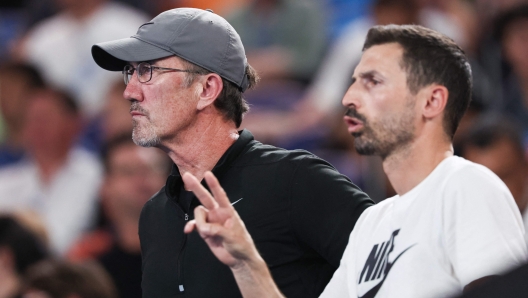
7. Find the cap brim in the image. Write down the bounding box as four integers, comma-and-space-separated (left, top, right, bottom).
92, 37, 174, 71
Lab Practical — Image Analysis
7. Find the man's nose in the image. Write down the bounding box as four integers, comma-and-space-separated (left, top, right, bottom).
342, 83, 361, 109
123, 75, 143, 102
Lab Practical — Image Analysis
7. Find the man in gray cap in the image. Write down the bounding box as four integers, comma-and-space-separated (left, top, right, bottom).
92, 8, 373, 297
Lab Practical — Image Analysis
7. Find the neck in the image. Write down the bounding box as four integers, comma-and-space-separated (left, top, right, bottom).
383, 132, 453, 196
161, 117, 239, 184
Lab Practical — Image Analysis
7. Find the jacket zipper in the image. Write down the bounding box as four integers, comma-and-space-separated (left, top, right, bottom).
177, 213, 189, 293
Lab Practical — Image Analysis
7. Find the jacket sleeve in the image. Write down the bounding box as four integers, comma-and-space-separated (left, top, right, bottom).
289, 154, 373, 268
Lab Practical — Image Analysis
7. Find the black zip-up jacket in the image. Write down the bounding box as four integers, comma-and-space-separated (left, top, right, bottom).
139, 130, 373, 297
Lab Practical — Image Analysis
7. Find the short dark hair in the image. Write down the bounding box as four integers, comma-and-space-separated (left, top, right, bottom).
0, 62, 45, 89
458, 115, 525, 161
181, 60, 259, 128
34, 87, 80, 117
23, 260, 117, 298
494, 3, 528, 41
0, 215, 48, 274
363, 25, 472, 139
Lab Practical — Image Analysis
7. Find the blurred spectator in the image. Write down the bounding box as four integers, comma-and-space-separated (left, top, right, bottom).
458, 116, 528, 236
0, 62, 45, 167
326, 0, 372, 40
473, 0, 526, 32
224, 0, 328, 153
151, 0, 247, 16
16, 0, 148, 118
0, 88, 103, 255
11, 211, 50, 250
455, 261, 528, 298
0, 1, 27, 64
68, 134, 169, 298
100, 80, 132, 143
420, 0, 479, 53
21, 260, 117, 298
227, 0, 327, 83
241, 0, 468, 146
492, 4, 528, 148
0, 215, 48, 298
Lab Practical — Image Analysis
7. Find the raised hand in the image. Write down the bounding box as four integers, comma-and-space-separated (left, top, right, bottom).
183, 171, 259, 269
182, 171, 284, 298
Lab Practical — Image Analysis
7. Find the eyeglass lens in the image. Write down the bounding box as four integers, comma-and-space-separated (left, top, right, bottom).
123, 63, 153, 85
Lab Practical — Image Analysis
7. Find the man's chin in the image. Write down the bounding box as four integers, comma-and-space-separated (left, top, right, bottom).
133, 139, 160, 148
132, 132, 161, 148
354, 139, 377, 156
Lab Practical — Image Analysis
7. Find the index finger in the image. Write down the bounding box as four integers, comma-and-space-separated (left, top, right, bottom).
204, 171, 232, 208
182, 172, 218, 210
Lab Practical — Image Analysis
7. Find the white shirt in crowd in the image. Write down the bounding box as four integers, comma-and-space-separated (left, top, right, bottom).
523, 208, 528, 247
23, 2, 148, 117
0, 148, 103, 255
321, 156, 527, 298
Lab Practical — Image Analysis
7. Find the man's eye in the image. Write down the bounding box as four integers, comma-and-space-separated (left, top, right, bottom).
364, 78, 380, 87
139, 65, 151, 76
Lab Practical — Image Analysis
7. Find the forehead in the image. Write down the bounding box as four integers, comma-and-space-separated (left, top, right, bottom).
354, 43, 405, 76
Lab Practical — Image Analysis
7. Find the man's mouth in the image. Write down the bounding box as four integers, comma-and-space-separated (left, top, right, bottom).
343, 115, 364, 134
130, 102, 148, 118
130, 110, 146, 117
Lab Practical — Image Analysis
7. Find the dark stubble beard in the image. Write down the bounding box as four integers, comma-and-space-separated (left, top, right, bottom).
130, 102, 161, 147
346, 97, 416, 160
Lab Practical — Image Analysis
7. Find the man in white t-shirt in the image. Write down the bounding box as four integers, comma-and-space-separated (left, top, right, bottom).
180, 24, 528, 297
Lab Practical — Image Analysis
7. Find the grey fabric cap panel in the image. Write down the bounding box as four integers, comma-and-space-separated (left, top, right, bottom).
91, 8, 249, 91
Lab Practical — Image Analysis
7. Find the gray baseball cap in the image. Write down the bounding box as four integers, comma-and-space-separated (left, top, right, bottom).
92, 8, 249, 91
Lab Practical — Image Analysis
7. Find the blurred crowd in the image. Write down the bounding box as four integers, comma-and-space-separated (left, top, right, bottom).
0, 0, 527, 297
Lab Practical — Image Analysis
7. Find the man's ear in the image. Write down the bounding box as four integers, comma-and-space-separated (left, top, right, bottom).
422, 84, 448, 120
196, 73, 223, 111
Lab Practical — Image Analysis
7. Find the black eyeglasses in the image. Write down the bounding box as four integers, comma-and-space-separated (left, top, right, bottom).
123, 62, 200, 85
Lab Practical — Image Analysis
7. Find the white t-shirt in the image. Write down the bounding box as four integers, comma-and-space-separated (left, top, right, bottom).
321, 156, 527, 298
0, 148, 103, 255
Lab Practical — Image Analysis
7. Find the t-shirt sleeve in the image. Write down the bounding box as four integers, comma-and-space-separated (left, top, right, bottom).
444, 165, 528, 287
290, 154, 373, 267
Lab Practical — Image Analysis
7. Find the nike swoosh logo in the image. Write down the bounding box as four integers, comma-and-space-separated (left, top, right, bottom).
231, 198, 244, 206
358, 244, 416, 298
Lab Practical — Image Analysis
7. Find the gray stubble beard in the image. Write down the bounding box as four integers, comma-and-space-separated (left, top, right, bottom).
132, 119, 161, 148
